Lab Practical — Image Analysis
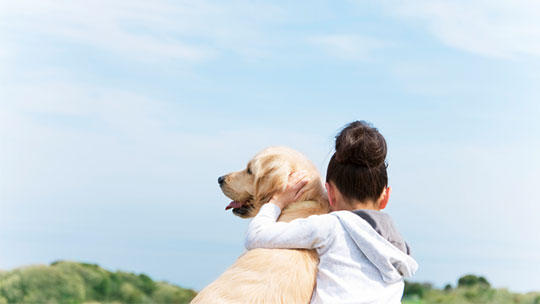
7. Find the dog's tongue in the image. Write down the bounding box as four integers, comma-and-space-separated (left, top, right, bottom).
225, 201, 244, 210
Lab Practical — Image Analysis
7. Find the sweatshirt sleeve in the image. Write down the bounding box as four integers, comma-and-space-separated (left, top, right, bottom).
245, 203, 334, 250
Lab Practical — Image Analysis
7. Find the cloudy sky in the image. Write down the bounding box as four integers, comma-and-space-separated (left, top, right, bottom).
1, 0, 539, 293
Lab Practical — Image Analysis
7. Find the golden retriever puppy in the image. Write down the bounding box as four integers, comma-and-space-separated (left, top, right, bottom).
191, 146, 329, 303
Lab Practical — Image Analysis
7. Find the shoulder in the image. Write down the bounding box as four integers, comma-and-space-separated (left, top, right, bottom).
330, 210, 361, 221
331, 210, 379, 232
307, 212, 340, 224
302, 213, 340, 234
287, 213, 340, 229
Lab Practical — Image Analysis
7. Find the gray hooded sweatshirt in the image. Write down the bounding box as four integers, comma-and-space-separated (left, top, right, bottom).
245, 203, 418, 304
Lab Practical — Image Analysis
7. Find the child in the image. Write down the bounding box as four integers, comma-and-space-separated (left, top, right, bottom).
245, 121, 418, 303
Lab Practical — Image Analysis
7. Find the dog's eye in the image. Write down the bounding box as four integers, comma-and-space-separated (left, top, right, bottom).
247, 167, 252, 175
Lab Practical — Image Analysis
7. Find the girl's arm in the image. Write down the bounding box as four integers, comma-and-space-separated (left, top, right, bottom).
245, 172, 334, 250
245, 202, 334, 250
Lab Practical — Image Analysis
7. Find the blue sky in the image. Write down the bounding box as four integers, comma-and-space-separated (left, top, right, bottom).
1, 0, 540, 293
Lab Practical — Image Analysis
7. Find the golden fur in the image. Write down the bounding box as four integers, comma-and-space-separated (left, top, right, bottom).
191, 146, 330, 303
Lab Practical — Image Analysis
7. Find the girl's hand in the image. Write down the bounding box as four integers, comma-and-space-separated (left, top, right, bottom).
269, 171, 310, 210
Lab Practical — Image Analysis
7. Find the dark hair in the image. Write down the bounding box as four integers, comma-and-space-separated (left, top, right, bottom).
326, 121, 388, 204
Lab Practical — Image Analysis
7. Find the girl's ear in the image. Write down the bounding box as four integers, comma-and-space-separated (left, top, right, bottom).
325, 182, 336, 210
378, 186, 391, 210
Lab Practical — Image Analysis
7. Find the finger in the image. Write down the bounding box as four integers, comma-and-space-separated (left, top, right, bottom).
287, 173, 302, 186
293, 181, 309, 200
291, 178, 309, 191
291, 178, 309, 194
289, 171, 308, 184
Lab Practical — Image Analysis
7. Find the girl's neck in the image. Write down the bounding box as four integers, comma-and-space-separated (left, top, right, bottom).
334, 199, 380, 211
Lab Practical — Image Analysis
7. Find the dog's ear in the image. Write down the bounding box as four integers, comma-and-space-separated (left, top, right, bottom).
254, 160, 290, 204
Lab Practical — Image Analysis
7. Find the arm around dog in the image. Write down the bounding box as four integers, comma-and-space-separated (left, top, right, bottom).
245, 203, 335, 250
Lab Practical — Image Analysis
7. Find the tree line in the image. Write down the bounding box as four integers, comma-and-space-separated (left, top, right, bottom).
2, 262, 538, 304
403, 274, 540, 304
0, 261, 196, 304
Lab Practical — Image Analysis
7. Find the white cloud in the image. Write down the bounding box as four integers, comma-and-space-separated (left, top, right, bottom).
0, 0, 292, 63
309, 34, 388, 61
0, 0, 220, 62
381, 0, 540, 59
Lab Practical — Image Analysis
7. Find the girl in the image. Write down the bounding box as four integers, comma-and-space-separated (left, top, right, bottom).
245, 121, 418, 303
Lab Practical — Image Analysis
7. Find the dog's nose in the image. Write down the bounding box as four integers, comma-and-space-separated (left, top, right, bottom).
218, 175, 225, 186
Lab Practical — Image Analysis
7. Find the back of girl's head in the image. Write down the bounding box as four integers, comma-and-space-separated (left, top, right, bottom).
326, 120, 388, 204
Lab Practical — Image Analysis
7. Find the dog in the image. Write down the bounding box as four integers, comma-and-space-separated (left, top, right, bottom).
191, 146, 330, 303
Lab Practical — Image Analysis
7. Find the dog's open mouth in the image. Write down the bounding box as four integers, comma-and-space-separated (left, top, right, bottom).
225, 201, 245, 210
225, 200, 252, 216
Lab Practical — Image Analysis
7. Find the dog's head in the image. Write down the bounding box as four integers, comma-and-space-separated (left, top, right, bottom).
218, 146, 326, 218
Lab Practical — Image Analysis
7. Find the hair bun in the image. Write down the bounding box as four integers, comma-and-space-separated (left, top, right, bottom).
334, 121, 387, 168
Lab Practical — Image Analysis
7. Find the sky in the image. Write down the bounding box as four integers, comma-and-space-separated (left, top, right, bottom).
1, 0, 540, 293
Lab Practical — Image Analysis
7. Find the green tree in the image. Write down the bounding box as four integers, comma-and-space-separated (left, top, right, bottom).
138, 273, 157, 295
404, 281, 432, 299
444, 284, 453, 292
458, 274, 491, 288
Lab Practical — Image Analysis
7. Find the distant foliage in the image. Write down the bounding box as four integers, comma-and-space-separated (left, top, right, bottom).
403, 274, 540, 304
404, 281, 432, 298
2, 265, 538, 304
443, 284, 452, 292
458, 274, 490, 288
0, 261, 196, 304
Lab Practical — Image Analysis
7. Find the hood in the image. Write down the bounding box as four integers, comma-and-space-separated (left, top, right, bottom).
332, 211, 419, 283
